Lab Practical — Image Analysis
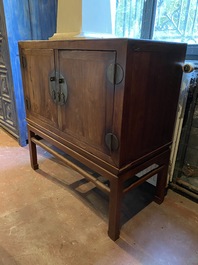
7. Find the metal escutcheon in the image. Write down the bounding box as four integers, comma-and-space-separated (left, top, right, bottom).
49, 71, 68, 105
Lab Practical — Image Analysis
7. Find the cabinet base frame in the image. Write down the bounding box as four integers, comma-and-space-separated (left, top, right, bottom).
28, 126, 170, 241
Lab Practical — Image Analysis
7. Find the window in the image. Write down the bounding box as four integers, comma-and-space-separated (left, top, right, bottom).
115, 0, 145, 38
82, 0, 198, 58
114, 0, 198, 58
115, 0, 198, 42
153, 0, 198, 44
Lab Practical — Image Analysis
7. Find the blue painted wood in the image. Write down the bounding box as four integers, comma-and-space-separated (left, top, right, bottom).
2, 0, 57, 146
28, 0, 57, 40
2, 0, 32, 146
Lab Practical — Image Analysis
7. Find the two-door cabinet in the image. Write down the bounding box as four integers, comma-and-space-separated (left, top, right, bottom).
19, 38, 186, 240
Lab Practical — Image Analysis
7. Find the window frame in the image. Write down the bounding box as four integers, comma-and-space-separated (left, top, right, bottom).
141, 0, 157, 39
137, 0, 198, 59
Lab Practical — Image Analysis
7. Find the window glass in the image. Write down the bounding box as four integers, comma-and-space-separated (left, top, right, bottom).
153, 0, 198, 44
115, 0, 144, 38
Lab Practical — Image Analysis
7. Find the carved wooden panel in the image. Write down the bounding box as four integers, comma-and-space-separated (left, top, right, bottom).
0, 3, 18, 136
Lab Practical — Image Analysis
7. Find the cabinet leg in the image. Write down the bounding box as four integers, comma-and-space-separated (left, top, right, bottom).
28, 129, 39, 170
108, 178, 123, 241
154, 164, 168, 204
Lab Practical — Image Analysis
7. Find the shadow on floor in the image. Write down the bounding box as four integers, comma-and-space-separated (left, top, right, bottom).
36, 159, 156, 228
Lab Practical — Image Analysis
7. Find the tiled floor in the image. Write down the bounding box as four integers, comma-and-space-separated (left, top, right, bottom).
0, 127, 198, 265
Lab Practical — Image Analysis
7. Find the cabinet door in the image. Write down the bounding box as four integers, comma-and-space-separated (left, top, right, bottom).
21, 49, 58, 129
58, 50, 116, 157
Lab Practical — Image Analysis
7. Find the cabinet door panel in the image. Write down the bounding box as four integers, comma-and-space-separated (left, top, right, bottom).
21, 49, 58, 128
58, 50, 116, 155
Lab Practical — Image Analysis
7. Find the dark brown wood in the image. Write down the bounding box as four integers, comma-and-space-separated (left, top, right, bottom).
31, 136, 110, 194
123, 165, 165, 194
108, 177, 123, 241
154, 163, 170, 204
58, 50, 115, 157
28, 129, 38, 170
19, 38, 186, 241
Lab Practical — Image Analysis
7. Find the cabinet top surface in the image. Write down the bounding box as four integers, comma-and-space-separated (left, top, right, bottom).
18, 38, 187, 52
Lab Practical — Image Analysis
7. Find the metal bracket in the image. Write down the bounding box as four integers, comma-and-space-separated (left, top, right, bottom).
107, 63, 124, 85
105, 133, 119, 152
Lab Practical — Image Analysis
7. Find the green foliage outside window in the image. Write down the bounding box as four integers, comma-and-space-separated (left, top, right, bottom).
115, 0, 198, 44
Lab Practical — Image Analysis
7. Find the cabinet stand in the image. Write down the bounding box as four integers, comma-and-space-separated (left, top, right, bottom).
28, 125, 170, 241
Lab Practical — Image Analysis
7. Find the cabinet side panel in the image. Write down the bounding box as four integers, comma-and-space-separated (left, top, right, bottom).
120, 44, 186, 166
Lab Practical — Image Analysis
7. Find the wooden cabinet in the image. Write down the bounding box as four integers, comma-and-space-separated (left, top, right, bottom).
19, 39, 186, 240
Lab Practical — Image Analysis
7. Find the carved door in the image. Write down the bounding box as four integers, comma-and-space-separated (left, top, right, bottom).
0, 3, 18, 136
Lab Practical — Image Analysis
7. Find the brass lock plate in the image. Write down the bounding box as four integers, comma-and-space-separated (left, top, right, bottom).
49, 71, 68, 105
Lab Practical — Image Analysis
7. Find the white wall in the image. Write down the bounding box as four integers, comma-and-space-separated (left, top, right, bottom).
82, 0, 113, 36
